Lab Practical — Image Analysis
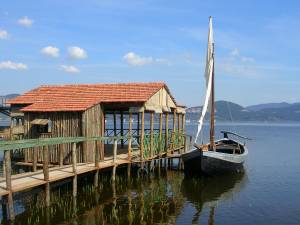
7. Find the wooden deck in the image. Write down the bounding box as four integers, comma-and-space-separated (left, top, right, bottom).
0, 153, 134, 197
0, 135, 192, 221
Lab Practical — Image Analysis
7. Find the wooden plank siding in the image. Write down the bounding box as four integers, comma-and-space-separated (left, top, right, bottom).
82, 104, 102, 162
23, 111, 83, 164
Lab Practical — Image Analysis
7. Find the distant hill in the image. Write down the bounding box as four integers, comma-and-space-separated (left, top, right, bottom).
186, 100, 300, 122
246, 102, 293, 111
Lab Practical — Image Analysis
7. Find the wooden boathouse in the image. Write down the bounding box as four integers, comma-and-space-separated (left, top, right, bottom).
8, 82, 186, 164
0, 82, 191, 220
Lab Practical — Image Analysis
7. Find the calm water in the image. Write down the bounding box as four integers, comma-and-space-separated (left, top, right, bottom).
1, 123, 300, 225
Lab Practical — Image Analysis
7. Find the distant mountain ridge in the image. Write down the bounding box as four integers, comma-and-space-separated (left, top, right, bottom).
246, 102, 294, 111
186, 100, 300, 122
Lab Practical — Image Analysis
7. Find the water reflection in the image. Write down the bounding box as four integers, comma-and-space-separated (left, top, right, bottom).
181, 172, 247, 224
0, 170, 247, 225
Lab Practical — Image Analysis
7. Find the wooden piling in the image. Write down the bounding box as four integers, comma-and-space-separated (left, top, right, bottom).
43, 145, 50, 207
112, 139, 117, 181
128, 112, 132, 160
72, 143, 77, 197
94, 141, 99, 187
4, 150, 14, 220
43, 146, 49, 181
45, 183, 50, 207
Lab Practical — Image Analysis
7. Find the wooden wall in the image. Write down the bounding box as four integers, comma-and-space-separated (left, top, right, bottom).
24, 111, 83, 164
82, 104, 103, 162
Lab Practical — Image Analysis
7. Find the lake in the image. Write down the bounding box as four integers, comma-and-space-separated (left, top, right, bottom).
1, 123, 300, 224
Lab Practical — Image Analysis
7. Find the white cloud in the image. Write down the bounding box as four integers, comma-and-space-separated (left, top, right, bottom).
0, 29, 9, 39
241, 56, 255, 63
155, 58, 170, 65
18, 16, 34, 27
230, 48, 240, 57
220, 63, 259, 78
68, 46, 87, 59
123, 52, 153, 66
41, 46, 60, 58
0, 61, 28, 70
60, 65, 80, 73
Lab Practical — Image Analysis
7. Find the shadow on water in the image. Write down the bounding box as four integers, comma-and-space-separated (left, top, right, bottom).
0, 167, 247, 225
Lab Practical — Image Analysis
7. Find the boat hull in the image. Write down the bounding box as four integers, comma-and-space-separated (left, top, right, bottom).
182, 139, 248, 176
201, 153, 244, 175
181, 148, 203, 177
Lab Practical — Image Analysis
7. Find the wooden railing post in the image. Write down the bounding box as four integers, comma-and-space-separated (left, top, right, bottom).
72, 142, 77, 197
95, 140, 99, 168
43, 146, 49, 181
59, 144, 64, 166
43, 145, 50, 207
112, 139, 117, 181
33, 147, 38, 172
94, 140, 99, 187
4, 150, 14, 220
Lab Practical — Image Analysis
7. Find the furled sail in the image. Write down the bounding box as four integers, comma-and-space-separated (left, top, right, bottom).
194, 17, 214, 144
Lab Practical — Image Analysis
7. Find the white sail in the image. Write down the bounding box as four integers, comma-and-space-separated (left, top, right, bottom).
194, 17, 214, 144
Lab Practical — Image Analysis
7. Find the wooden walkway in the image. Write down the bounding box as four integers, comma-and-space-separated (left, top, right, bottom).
0, 135, 191, 221
0, 153, 132, 197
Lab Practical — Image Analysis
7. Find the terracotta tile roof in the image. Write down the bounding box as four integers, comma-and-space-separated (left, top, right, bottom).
8, 82, 175, 112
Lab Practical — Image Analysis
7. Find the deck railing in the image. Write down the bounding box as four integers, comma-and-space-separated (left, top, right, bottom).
0, 133, 192, 220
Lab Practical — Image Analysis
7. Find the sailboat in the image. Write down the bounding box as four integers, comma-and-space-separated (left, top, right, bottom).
182, 17, 249, 176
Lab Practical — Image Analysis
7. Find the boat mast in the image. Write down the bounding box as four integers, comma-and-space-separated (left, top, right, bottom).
210, 21, 215, 151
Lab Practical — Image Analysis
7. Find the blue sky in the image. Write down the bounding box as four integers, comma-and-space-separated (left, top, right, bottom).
0, 0, 300, 107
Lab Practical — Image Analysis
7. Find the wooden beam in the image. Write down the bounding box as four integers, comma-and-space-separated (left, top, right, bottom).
140, 110, 145, 161
159, 113, 163, 152
94, 140, 99, 168
165, 113, 169, 152
137, 113, 140, 144
33, 147, 38, 172
4, 150, 14, 220
59, 144, 64, 166
43, 146, 49, 181
43, 145, 50, 207
100, 110, 105, 160
72, 142, 77, 197
120, 111, 124, 148
112, 139, 117, 181
128, 112, 132, 160
113, 111, 117, 137
150, 112, 154, 158
172, 110, 177, 150
182, 113, 186, 133
72, 143, 77, 174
